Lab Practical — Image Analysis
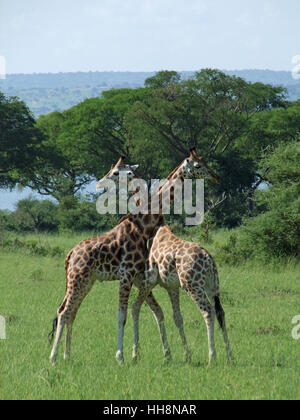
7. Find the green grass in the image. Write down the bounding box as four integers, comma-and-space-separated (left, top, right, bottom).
0, 231, 300, 400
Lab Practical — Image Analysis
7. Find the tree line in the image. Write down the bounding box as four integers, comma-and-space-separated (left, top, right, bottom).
1, 69, 299, 258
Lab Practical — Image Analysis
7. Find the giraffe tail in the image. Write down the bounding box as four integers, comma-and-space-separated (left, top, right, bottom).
48, 316, 58, 344
214, 295, 225, 330
48, 298, 67, 344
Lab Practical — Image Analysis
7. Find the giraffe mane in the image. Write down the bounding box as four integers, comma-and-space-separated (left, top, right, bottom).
117, 213, 130, 225
156, 163, 182, 195
116, 163, 183, 226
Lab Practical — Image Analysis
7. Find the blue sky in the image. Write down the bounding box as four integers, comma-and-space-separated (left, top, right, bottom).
1, 0, 300, 74
0, 0, 299, 209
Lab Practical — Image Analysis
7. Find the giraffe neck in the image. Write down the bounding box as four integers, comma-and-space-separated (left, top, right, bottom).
154, 164, 185, 208
127, 164, 185, 238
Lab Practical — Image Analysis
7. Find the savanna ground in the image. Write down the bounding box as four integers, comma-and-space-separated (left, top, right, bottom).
0, 230, 299, 400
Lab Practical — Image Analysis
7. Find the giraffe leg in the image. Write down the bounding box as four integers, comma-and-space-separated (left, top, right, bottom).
64, 322, 72, 360
50, 278, 95, 364
50, 312, 66, 364
185, 286, 217, 365
167, 288, 192, 362
145, 292, 171, 360
132, 265, 171, 362
131, 283, 153, 361
116, 276, 133, 365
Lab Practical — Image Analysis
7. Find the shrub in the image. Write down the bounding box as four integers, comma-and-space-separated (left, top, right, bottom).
9, 197, 59, 232
58, 195, 119, 232
217, 140, 300, 262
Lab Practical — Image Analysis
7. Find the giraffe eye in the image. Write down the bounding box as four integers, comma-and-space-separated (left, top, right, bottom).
113, 171, 119, 176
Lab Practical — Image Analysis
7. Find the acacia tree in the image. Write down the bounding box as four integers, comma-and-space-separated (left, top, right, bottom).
9, 71, 288, 228
0, 92, 43, 188
23, 88, 151, 202
15, 110, 92, 202
133, 69, 287, 160
54, 88, 151, 174
127, 70, 287, 226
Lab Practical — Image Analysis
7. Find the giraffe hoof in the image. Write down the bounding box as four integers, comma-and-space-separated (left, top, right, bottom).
227, 354, 235, 366
185, 350, 192, 364
132, 355, 138, 364
132, 345, 139, 363
164, 350, 172, 362
207, 357, 217, 368
50, 354, 57, 365
116, 350, 124, 365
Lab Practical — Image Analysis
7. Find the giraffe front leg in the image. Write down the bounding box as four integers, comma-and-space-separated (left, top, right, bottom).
116, 277, 133, 365
131, 282, 151, 363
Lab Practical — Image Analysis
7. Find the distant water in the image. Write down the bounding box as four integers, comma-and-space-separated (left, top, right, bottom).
0, 181, 98, 211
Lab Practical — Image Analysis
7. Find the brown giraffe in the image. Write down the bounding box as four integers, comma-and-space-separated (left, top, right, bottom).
112, 150, 233, 365
49, 157, 165, 364
49, 151, 219, 364
133, 223, 233, 365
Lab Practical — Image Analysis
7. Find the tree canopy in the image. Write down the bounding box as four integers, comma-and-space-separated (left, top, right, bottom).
1, 69, 296, 229
0, 92, 43, 188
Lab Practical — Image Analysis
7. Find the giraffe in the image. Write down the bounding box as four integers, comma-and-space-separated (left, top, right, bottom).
49, 157, 165, 364
112, 149, 233, 365
48, 151, 219, 365
134, 223, 233, 365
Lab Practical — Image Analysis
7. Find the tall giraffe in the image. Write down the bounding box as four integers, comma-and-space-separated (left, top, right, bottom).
49, 152, 218, 364
112, 149, 233, 365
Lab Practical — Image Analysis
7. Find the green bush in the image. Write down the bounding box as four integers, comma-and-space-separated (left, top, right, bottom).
58, 195, 119, 233
0, 236, 64, 257
0, 195, 119, 234
5, 197, 59, 232
217, 140, 300, 262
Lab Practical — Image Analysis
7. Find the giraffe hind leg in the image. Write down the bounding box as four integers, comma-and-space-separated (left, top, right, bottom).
167, 288, 192, 363
50, 312, 66, 364
49, 277, 95, 364
185, 285, 217, 365
48, 297, 67, 344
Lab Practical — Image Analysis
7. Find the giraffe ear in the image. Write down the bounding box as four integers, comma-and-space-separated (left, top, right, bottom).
130, 164, 139, 171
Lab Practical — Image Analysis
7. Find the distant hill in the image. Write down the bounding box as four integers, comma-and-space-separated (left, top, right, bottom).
0, 69, 299, 117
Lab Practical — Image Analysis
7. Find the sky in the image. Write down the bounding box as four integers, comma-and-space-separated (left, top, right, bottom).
0, 0, 300, 74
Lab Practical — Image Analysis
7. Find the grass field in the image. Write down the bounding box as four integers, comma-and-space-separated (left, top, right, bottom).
0, 231, 300, 400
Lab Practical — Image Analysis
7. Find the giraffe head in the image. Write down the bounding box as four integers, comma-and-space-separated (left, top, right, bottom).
181, 148, 220, 183
96, 156, 139, 193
